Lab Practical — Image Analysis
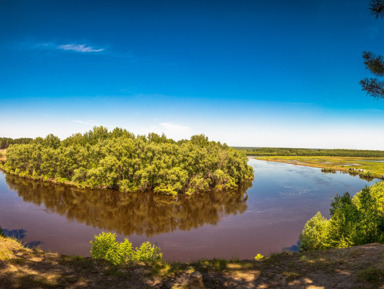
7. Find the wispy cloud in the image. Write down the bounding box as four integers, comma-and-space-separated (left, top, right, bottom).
31, 42, 105, 53
58, 44, 104, 53
25, 41, 139, 60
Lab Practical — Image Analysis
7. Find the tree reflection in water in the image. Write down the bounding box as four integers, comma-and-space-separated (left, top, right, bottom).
5, 174, 251, 237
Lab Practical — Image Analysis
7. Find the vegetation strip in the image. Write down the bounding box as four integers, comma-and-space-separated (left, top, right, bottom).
236, 147, 384, 157
256, 156, 384, 180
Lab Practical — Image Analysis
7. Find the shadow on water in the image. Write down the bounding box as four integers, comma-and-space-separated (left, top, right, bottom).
283, 241, 300, 252
2, 228, 26, 240
4, 174, 252, 237
0, 227, 43, 249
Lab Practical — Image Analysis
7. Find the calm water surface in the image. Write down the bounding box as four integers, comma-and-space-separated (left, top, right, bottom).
0, 159, 377, 261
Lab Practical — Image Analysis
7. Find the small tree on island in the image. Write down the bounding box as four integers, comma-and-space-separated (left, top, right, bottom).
360, 0, 384, 99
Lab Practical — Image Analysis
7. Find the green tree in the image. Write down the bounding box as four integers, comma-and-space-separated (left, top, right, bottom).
299, 212, 329, 250
300, 182, 384, 251
326, 193, 359, 248
360, 0, 384, 99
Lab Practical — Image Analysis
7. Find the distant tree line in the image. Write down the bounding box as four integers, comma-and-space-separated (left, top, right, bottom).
235, 147, 384, 157
0, 137, 33, 149
1, 126, 253, 196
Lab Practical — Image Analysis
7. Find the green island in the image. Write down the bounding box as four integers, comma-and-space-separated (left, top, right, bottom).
0, 126, 253, 196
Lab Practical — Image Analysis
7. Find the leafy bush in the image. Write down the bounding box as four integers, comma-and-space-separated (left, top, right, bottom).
90, 232, 132, 265
90, 232, 162, 265
134, 241, 163, 261
254, 253, 264, 260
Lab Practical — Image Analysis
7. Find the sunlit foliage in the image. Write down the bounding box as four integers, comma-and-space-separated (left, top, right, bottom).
90, 232, 162, 265
300, 182, 384, 250
3, 126, 253, 195
299, 212, 329, 250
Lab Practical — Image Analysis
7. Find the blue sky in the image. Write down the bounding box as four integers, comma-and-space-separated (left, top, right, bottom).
1, 0, 384, 149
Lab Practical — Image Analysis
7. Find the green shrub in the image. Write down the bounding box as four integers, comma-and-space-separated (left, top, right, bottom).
90, 232, 133, 265
254, 253, 264, 260
90, 232, 162, 265
134, 241, 163, 262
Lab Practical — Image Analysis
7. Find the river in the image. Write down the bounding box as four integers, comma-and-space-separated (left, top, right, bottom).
0, 159, 377, 261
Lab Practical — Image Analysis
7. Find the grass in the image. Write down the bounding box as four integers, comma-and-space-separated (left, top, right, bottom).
256, 156, 384, 179
357, 266, 384, 283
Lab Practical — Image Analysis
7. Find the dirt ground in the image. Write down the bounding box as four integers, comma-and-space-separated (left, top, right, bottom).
1, 236, 384, 288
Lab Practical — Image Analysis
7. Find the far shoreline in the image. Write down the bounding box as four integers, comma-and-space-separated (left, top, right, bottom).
255, 156, 384, 181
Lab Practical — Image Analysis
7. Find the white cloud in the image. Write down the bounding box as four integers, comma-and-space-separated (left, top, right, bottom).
148, 122, 192, 140
58, 44, 104, 53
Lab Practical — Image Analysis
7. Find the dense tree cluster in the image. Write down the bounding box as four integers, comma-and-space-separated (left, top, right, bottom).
0, 137, 33, 149
235, 147, 384, 157
2, 126, 253, 195
299, 181, 384, 250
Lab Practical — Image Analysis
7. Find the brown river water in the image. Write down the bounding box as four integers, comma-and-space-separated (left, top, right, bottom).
0, 159, 377, 261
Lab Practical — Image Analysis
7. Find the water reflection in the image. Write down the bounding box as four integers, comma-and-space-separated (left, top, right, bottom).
1, 227, 43, 249
320, 169, 376, 182
5, 174, 251, 237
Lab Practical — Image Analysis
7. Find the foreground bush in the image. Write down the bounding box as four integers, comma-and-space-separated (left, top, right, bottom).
300, 182, 384, 250
4, 126, 253, 195
90, 232, 162, 265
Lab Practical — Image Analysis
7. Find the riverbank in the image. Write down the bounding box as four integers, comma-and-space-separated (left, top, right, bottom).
1, 236, 384, 288
256, 156, 384, 180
